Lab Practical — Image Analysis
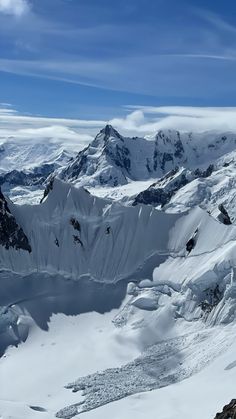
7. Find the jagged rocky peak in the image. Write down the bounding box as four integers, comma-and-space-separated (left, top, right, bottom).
100, 124, 124, 140
58, 124, 131, 186
0, 188, 31, 252
92, 124, 124, 147
214, 399, 236, 418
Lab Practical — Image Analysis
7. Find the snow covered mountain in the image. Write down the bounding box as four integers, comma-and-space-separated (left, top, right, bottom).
50, 126, 236, 222
58, 125, 236, 189
0, 138, 75, 203
2, 127, 236, 419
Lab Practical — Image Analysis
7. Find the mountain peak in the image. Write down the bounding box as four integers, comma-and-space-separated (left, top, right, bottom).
100, 124, 123, 140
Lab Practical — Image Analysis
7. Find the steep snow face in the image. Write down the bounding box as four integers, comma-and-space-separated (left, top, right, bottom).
1, 179, 236, 325
0, 179, 181, 280
58, 127, 236, 188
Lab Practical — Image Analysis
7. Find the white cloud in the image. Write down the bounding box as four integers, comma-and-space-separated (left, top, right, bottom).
0, 102, 12, 107
0, 106, 106, 151
0, 0, 30, 17
1, 105, 236, 152
111, 106, 236, 135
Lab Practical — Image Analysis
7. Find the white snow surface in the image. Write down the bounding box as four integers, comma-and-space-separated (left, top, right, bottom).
0, 138, 75, 174
1, 292, 236, 419
2, 129, 236, 418
0, 179, 236, 418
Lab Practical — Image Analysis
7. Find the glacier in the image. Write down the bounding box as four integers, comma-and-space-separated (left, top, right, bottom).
1, 126, 236, 419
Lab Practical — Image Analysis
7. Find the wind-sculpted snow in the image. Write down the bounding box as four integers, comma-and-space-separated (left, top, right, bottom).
56, 328, 230, 418
0, 179, 182, 280
1, 179, 236, 311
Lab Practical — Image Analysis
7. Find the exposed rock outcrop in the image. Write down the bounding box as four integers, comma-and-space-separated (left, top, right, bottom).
218, 204, 232, 225
133, 165, 214, 208
214, 399, 236, 418
0, 189, 31, 252
40, 177, 54, 203
186, 229, 198, 254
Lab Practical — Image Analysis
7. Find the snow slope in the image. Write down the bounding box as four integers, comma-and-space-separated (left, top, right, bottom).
0, 179, 181, 279
0, 309, 139, 419
0, 139, 73, 174
80, 322, 236, 419
1, 277, 236, 419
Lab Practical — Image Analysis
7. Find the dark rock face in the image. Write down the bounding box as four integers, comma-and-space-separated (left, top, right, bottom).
0, 189, 31, 252
133, 187, 171, 207
133, 164, 215, 208
105, 143, 131, 174
0, 164, 56, 189
194, 164, 214, 178
40, 177, 54, 203
214, 399, 236, 418
186, 237, 195, 253
55, 238, 59, 247
160, 152, 174, 171
186, 229, 198, 254
133, 167, 188, 207
174, 133, 185, 158
73, 235, 83, 247
154, 131, 185, 171
101, 124, 124, 142
70, 218, 81, 232
200, 285, 222, 316
218, 204, 232, 225
63, 151, 89, 181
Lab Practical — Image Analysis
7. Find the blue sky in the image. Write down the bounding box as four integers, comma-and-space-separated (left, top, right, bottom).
0, 0, 236, 119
